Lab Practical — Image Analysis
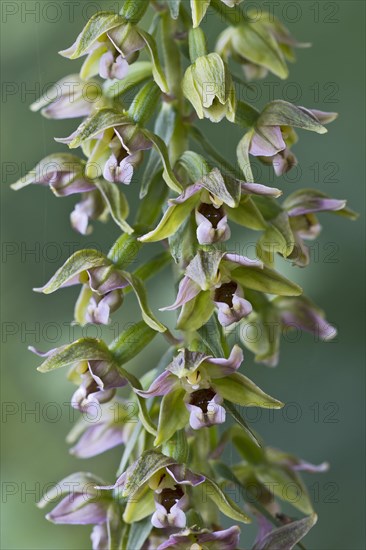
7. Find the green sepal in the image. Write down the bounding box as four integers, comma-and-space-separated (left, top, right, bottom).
122, 451, 176, 497
228, 196, 267, 230
199, 168, 240, 208
177, 291, 215, 331
33, 249, 108, 294
232, 265, 303, 296
258, 100, 330, 133
110, 321, 157, 364
255, 465, 314, 515
197, 313, 227, 358
37, 472, 107, 507
213, 373, 283, 408
191, 0, 211, 28
29, 74, 97, 114
80, 43, 108, 81
59, 12, 125, 59
141, 129, 183, 193
162, 430, 189, 464
68, 109, 129, 149
154, 388, 189, 447
139, 194, 199, 243
36, 338, 112, 373
74, 286, 94, 326
178, 151, 210, 182
120, 271, 167, 332
168, 214, 197, 266
201, 477, 251, 524
232, 23, 288, 79
235, 100, 260, 128
11, 153, 90, 194
137, 30, 169, 93
123, 484, 155, 523
185, 250, 223, 290
284, 188, 358, 220
252, 513, 317, 550
93, 179, 133, 234
259, 212, 295, 259
237, 131, 254, 182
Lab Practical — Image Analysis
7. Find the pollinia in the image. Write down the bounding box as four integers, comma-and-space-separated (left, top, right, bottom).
13, 1, 357, 549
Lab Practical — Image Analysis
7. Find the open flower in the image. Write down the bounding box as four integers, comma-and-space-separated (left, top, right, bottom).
101, 128, 147, 185
58, 117, 152, 185
226, 427, 328, 515
217, 11, 309, 81
10, 153, 132, 235
249, 107, 337, 175
160, 250, 271, 330
158, 526, 241, 550
240, 293, 338, 367
137, 346, 244, 430
136, 346, 282, 444
183, 53, 236, 123
34, 248, 166, 331
11, 153, 95, 196
237, 101, 338, 179
67, 397, 136, 457
30, 340, 128, 411
140, 164, 281, 246
30, 75, 103, 120
70, 190, 108, 235
34, 249, 129, 325
60, 13, 146, 81
283, 189, 355, 266
37, 472, 112, 525
98, 452, 205, 529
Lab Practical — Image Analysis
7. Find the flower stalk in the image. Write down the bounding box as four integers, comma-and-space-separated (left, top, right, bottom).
13, 1, 357, 549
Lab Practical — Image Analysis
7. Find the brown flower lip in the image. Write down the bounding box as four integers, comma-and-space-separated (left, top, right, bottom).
198, 203, 225, 228
214, 281, 237, 307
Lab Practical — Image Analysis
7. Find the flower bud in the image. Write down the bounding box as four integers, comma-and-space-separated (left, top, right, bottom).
183, 53, 236, 123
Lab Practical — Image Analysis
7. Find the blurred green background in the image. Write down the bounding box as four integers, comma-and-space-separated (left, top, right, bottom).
1, 1, 364, 549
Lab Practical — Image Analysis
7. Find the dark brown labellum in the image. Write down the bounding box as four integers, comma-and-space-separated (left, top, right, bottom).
159, 485, 184, 512
198, 203, 225, 228
214, 281, 237, 306
189, 388, 216, 413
